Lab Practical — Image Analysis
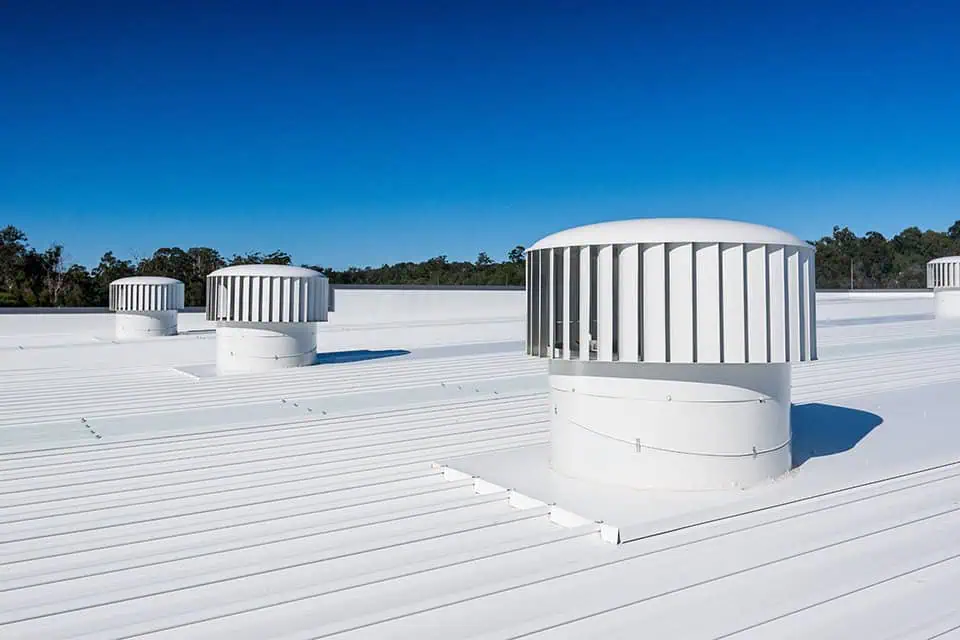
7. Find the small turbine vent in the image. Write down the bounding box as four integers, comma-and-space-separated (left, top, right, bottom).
926, 257, 960, 319
205, 265, 332, 374
109, 277, 185, 312
108, 277, 185, 339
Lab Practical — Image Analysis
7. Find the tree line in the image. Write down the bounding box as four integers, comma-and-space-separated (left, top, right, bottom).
3, 221, 960, 307
815, 221, 960, 289
0, 225, 527, 307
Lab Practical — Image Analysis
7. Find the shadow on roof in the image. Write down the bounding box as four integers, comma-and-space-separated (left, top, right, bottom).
179, 329, 216, 335
315, 349, 411, 365
791, 402, 883, 467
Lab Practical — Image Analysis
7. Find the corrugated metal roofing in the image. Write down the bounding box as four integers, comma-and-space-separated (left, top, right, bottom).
2, 291, 960, 639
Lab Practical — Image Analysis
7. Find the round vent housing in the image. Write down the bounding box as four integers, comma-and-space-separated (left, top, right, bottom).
526, 218, 818, 490
205, 265, 332, 375
109, 276, 185, 339
927, 257, 960, 319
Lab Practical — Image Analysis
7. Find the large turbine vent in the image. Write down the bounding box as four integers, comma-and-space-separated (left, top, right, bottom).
526, 218, 818, 490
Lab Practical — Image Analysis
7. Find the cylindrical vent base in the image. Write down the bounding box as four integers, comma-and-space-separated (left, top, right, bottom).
934, 289, 960, 319
115, 311, 178, 340
549, 360, 792, 490
216, 322, 317, 375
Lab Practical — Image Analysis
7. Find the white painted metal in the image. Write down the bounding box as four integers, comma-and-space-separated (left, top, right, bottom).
643, 242, 667, 361
206, 265, 330, 374
934, 289, 960, 319
526, 218, 817, 489
579, 247, 591, 361
562, 247, 572, 360
526, 224, 816, 364
617, 243, 639, 362
530, 217, 810, 250
215, 322, 317, 374
114, 310, 179, 339
109, 276, 185, 339
549, 359, 792, 490
597, 245, 614, 361
206, 265, 329, 323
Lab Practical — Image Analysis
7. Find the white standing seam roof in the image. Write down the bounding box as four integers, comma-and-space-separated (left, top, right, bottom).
2, 289, 960, 639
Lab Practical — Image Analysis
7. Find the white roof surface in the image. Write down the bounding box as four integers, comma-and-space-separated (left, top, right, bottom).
528, 217, 810, 250
2, 289, 960, 639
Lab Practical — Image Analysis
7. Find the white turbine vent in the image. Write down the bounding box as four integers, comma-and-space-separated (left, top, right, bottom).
927, 257, 960, 319
526, 239, 817, 364
205, 265, 330, 324
927, 257, 960, 290
108, 276, 184, 339
204, 265, 330, 375
525, 218, 819, 491
109, 277, 185, 312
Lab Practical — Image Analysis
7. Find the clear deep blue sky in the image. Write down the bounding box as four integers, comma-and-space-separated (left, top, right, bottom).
2, 1, 958, 268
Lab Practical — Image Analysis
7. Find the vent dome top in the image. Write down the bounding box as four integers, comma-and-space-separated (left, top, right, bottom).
208, 264, 324, 279
529, 218, 811, 252
110, 276, 184, 286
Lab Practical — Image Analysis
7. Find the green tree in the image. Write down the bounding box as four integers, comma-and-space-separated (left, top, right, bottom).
949, 220, 960, 241
229, 250, 292, 266
185, 247, 225, 305
859, 231, 893, 288
91, 251, 136, 305
0, 226, 29, 305
138, 247, 192, 281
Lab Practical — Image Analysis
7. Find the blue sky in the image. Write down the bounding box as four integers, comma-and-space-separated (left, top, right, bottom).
2, 0, 958, 268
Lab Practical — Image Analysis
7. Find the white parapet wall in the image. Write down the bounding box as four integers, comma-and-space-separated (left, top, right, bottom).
328, 287, 525, 324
